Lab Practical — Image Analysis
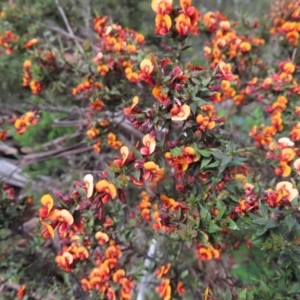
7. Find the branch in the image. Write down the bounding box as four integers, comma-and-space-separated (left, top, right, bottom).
53, 0, 85, 54
136, 239, 157, 300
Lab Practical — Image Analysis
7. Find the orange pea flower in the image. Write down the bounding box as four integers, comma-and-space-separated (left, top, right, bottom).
218, 61, 234, 80
112, 269, 126, 283
55, 251, 74, 272
40, 220, 55, 238
143, 161, 165, 182
196, 243, 220, 260
86, 127, 100, 139
152, 86, 169, 103
278, 137, 294, 148
107, 288, 117, 300
156, 263, 171, 278
0, 129, 7, 141
83, 174, 94, 198
81, 278, 92, 292
280, 148, 296, 162
24, 38, 38, 48
155, 14, 172, 36
180, 0, 196, 16
175, 13, 191, 35
276, 181, 298, 202
72, 246, 89, 261
239, 41, 251, 52
196, 114, 216, 131
95, 231, 110, 245
121, 146, 130, 165
17, 285, 26, 300
39, 194, 54, 218
170, 104, 191, 121
124, 96, 139, 115
294, 158, 300, 175
103, 258, 118, 269
95, 180, 117, 203
90, 99, 104, 111
140, 134, 156, 155
105, 245, 122, 259
151, 0, 173, 15
176, 282, 186, 295
120, 277, 134, 298
282, 62, 295, 74
182, 146, 200, 163
275, 161, 292, 177
156, 278, 171, 300
47, 209, 74, 237
290, 123, 300, 141
140, 58, 154, 75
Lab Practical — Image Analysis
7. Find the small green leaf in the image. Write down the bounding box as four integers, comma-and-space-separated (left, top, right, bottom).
180, 269, 189, 279
208, 222, 221, 233
198, 149, 211, 157
202, 77, 211, 86
237, 289, 247, 300
259, 200, 268, 218
205, 161, 220, 168
200, 157, 212, 170
227, 218, 240, 230
215, 202, 226, 222
163, 76, 171, 83
288, 283, 300, 295
170, 147, 182, 156
0, 228, 12, 239
265, 219, 278, 229
252, 218, 267, 225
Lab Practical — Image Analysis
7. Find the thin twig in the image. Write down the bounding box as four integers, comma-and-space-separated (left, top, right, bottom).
54, 0, 85, 54
44, 24, 100, 51
21, 132, 81, 153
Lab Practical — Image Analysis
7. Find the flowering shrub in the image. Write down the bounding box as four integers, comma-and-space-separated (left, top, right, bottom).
1, 0, 300, 299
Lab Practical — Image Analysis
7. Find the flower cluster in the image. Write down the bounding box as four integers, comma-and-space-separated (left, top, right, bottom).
152, 0, 200, 36
270, 0, 300, 46
93, 15, 144, 83
13, 110, 40, 135
0, 30, 18, 54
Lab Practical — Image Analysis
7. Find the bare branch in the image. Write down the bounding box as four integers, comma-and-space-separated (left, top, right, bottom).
53, 0, 85, 54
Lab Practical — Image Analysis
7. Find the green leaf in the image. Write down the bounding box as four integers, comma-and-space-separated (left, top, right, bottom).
170, 233, 179, 240
208, 222, 221, 233
198, 149, 211, 157
202, 77, 211, 86
180, 269, 189, 279
205, 161, 220, 168
259, 280, 271, 297
200, 157, 212, 170
215, 202, 226, 222
163, 76, 171, 83
288, 283, 300, 295
285, 214, 297, 230
227, 218, 240, 230
0, 228, 12, 239
218, 156, 232, 174
259, 200, 268, 219
161, 87, 169, 94
211, 149, 226, 160
223, 288, 233, 300
170, 147, 182, 156
237, 289, 247, 300
181, 45, 192, 51
190, 102, 197, 115
265, 219, 278, 229
252, 218, 268, 225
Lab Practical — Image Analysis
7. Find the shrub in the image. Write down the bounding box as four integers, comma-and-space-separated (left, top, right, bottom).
0, 0, 300, 299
